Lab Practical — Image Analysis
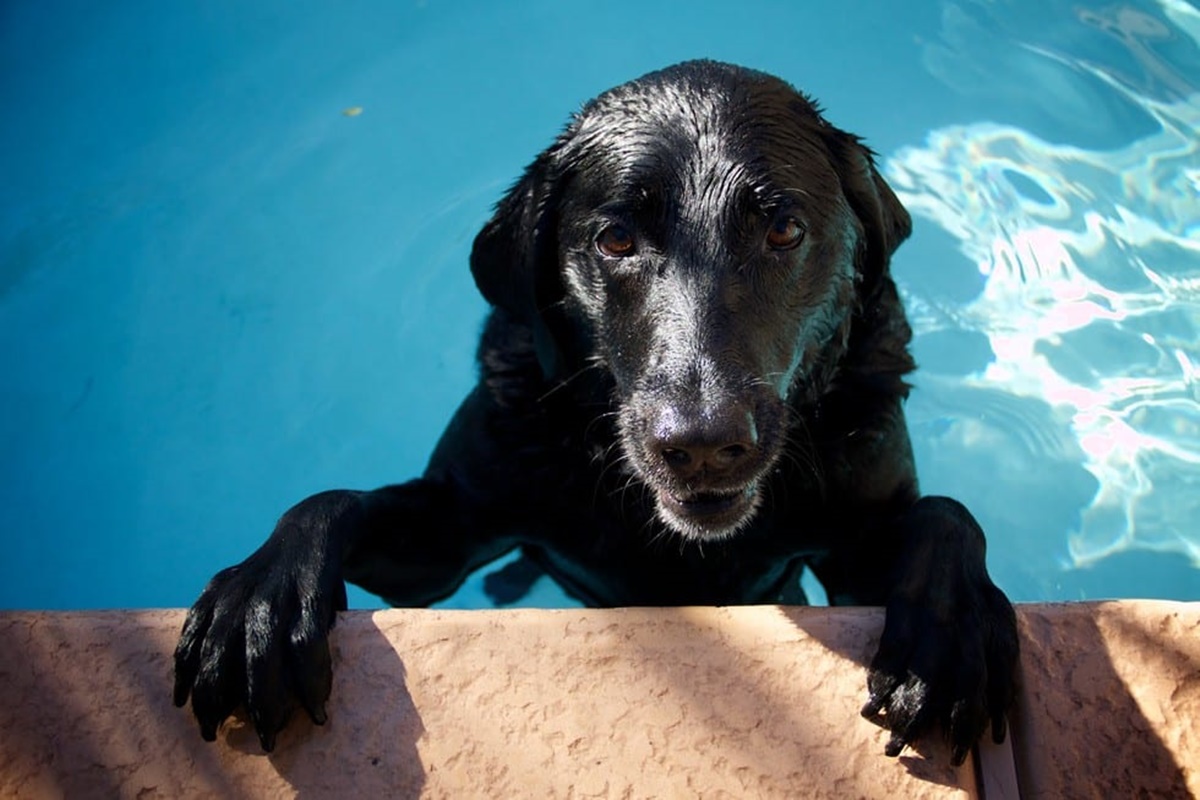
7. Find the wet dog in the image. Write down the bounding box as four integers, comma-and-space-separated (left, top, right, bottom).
174, 60, 1018, 764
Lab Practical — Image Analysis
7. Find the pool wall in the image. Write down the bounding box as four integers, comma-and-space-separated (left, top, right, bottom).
1, 601, 1195, 797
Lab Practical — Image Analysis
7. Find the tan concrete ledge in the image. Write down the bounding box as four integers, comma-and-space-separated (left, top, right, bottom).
0, 602, 1195, 799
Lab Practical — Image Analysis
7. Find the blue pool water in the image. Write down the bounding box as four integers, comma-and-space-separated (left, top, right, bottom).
1, 1, 1197, 610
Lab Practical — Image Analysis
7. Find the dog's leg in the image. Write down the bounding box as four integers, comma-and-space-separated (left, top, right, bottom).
172, 474, 511, 751
805, 398, 1018, 763
342, 478, 519, 605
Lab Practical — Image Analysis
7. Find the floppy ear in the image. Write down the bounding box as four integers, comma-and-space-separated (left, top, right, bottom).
470, 149, 570, 377
470, 151, 559, 324
825, 131, 912, 294
822, 129, 917, 390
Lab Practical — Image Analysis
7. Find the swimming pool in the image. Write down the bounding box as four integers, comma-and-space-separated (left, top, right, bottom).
1, 0, 1196, 610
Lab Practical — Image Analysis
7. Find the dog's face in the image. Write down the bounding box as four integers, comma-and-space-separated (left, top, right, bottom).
472, 61, 910, 541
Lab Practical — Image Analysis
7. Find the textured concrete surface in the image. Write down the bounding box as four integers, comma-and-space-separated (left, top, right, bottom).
1013, 602, 1199, 799
0, 602, 1194, 798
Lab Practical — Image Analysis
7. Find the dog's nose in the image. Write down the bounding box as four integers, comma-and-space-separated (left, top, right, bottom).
652, 407, 758, 479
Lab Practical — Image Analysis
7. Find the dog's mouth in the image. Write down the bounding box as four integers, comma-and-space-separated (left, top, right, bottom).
654, 481, 761, 541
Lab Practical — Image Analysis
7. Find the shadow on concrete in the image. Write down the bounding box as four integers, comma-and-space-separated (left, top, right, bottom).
1012, 605, 1193, 798
561, 604, 974, 795
0, 610, 426, 799
0, 611, 243, 797
265, 614, 425, 799
773, 605, 971, 788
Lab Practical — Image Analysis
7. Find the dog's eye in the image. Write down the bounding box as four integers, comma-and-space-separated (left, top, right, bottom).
596, 225, 637, 258
765, 216, 806, 251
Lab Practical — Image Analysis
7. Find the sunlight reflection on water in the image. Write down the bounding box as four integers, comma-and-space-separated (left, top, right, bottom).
889, 0, 1200, 569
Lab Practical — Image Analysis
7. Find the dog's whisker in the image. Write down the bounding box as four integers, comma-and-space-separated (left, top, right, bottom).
537, 362, 603, 402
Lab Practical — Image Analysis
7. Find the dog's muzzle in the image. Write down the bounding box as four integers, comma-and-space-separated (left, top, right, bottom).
626, 394, 780, 540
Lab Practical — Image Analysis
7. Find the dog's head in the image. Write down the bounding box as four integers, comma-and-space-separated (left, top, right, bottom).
471, 60, 911, 541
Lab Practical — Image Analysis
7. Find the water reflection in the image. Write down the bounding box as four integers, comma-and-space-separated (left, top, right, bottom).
890, 0, 1200, 570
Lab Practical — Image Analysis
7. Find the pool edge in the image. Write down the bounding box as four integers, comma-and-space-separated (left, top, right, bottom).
0, 602, 1195, 797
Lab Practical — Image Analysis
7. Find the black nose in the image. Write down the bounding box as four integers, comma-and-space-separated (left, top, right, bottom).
652, 406, 758, 480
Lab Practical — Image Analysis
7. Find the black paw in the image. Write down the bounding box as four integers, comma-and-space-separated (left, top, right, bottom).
858, 495, 1020, 764
862, 580, 1018, 765
173, 498, 351, 751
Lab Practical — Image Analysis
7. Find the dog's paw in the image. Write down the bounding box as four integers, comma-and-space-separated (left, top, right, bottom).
173, 526, 347, 752
862, 580, 1018, 765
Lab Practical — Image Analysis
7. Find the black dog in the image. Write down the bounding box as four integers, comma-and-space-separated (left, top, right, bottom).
174, 60, 1018, 765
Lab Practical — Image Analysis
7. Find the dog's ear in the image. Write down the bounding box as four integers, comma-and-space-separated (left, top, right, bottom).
470, 150, 560, 324
825, 131, 912, 291
470, 148, 571, 377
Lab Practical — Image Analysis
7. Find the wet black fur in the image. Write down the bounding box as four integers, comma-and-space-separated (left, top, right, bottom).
174, 61, 1018, 763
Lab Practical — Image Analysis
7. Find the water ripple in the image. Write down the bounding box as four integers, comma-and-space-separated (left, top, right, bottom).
888, 0, 1200, 567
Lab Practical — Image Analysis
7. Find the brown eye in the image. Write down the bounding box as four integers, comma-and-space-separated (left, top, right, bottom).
596, 224, 636, 258
766, 215, 806, 250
